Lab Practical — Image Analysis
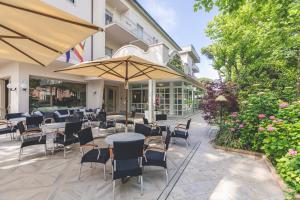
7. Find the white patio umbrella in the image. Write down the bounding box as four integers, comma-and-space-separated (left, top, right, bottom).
0, 0, 102, 66
55, 55, 186, 129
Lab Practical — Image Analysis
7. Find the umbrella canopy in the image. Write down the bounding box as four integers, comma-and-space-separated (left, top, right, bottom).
55, 55, 185, 128
0, 0, 102, 66
55, 55, 185, 82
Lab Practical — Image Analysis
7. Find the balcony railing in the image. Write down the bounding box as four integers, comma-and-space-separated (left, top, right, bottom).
106, 15, 159, 46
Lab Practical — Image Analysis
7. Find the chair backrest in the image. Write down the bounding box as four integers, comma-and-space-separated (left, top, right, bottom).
43, 118, 54, 124
165, 127, 172, 150
113, 139, 144, 160
143, 117, 149, 124
74, 111, 84, 119
26, 116, 43, 128
6, 113, 23, 120
131, 111, 136, 118
77, 127, 93, 146
156, 114, 167, 121
17, 121, 26, 135
97, 112, 107, 122
64, 121, 82, 138
186, 118, 192, 130
135, 123, 151, 137
65, 116, 80, 123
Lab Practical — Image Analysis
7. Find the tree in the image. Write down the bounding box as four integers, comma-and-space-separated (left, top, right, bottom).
195, 0, 300, 99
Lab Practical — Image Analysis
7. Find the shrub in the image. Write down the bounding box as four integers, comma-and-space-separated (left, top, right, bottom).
277, 149, 300, 193
257, 101, 300, 161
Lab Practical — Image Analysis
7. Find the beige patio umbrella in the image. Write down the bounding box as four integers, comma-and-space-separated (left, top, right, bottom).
55, 55, 185, 128
0, 0, 102, 66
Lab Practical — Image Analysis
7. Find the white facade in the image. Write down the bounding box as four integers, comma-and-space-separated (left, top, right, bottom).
0, 0, 200, 117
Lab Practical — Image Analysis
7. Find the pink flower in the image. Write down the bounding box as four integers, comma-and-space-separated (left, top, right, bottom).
279, 102, 289, 109
269, 116, 276, 120
258, 114, 266, 119
258, 127, 265, 132
230, 112, 238, 117
229, 128, 235, 132
288, 149, 297, 156
239, 124, 244, 128
267, 126, 276, 132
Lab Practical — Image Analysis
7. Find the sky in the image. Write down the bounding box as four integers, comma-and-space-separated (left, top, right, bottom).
137, 0, 219, 79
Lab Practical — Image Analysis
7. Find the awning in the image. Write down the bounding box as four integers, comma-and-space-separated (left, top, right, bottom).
0, 0, 102, 66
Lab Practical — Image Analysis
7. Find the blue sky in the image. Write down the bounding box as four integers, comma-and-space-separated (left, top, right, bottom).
137, 0, 219, 79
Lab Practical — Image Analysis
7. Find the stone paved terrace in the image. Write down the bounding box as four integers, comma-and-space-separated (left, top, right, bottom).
0, 113, 284, 200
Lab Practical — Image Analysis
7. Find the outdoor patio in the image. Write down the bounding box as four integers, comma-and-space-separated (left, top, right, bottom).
0, 113, 284, 200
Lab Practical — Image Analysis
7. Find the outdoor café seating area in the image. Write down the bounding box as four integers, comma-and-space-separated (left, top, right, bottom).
0, 109, 196, 200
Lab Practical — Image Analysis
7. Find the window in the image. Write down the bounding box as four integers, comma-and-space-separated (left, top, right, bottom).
136, 24, 143, 39
105, 47, 113, 57
105, 9, 113, 25
29, 77, 86, 112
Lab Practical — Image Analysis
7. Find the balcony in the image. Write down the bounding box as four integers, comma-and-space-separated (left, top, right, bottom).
105, 15, 158, 51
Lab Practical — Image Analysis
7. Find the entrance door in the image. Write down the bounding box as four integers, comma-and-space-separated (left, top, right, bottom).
104, 86, 117, 113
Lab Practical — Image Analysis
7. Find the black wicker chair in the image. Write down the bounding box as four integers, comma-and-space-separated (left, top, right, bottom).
54, 121, 83, 158
17, 121, 46, 161
98, 112, 116, 133
155, 114, 167, 132
26, 116, 43, 130
143, 127, 172, 184
112, 139, 144, 199
0, 120, 16, 139
172, 118, 191, 147
77, 127, 110, 180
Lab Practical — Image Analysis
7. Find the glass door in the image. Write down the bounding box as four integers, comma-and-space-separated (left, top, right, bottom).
104, 86, 117, 113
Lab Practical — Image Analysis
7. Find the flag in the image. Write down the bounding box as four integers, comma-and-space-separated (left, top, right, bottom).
73, 42, 85, 62
66, 50, 71, 63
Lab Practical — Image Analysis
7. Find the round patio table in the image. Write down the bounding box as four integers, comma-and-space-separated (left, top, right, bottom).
42, 122, 66, 130
105, 132, 145, 146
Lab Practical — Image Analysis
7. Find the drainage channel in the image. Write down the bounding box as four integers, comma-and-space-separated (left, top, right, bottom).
156, 140, 202, 200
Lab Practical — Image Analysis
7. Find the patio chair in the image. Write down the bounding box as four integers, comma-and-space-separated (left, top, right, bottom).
77, 127, 110, 180
112, 139, 144, 199
155, 114, 167, 132
98, 112, 116, 133
54, 121, 83, 158
142, 117, 162, 137
143, 127, 172, 184
17, 121, 47, 161
26, 116, 43, 130
172, 118, 191, 147
65, 116, 81, 123
0, 120, 16, 139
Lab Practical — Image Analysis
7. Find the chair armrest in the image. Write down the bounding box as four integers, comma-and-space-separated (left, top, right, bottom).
175, 124, 186, 128
145, 146, 166, 153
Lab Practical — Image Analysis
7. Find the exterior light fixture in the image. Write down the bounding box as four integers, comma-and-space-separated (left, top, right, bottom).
215, 95, 227, 132
20, 81, 28, 91
7, 81, 16, 91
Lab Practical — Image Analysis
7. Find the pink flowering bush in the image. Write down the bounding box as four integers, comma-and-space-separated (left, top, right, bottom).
276, 148, 300, 193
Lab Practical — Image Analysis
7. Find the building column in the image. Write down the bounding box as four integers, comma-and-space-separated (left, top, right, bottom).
148, 79, 156, 122
169, 82, 174, 116
86, 79, 104, 109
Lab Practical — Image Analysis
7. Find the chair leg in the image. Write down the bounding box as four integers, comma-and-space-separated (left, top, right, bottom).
140, 175, 143, 195
165, 169, 169, 185
113, 180, 116, 200
79, 163, 82, 180
44, 144, 47, 156
185, 139, 189, 148
18, 147, 22, 161
63, 146, 66, 158
104, 164, 107, 181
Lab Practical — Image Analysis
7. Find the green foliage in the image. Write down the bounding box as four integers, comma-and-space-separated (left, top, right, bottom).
257, 101, 300, 161
195, 0, 300, 100
277, 150, 300, 193
168, 55, 184, 72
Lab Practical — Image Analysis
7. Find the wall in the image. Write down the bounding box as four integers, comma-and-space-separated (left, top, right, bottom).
42, 0, 105, 61
86, 79, 104, 109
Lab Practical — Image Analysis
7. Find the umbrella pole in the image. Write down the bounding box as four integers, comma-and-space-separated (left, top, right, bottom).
125, 88, 128, 132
